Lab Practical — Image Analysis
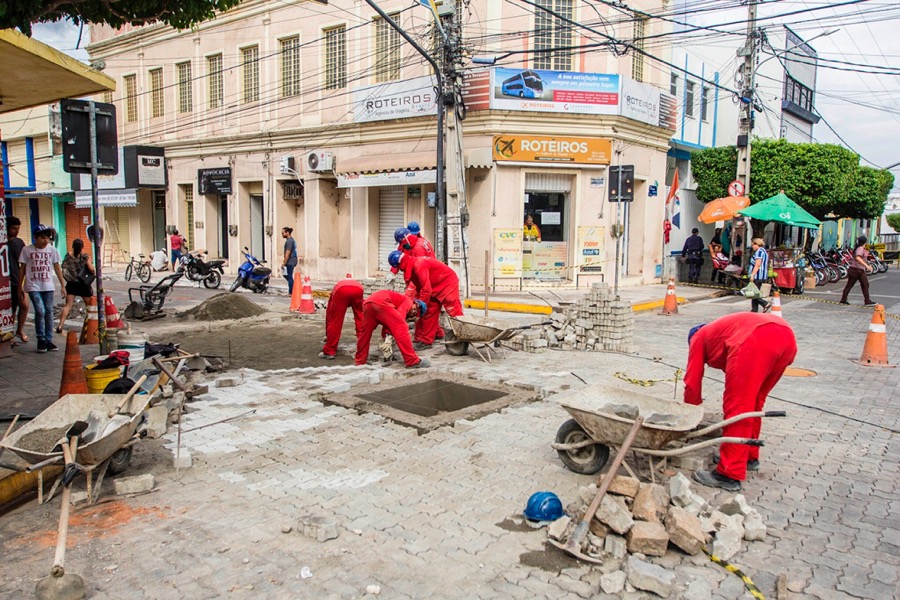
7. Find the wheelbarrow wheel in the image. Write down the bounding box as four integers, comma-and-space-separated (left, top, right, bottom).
107, 446, 133, 475
444, 330, 470, 356
555, 419, 610, 475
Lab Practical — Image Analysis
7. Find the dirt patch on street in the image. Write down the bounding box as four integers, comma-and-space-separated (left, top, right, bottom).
18, 502, 168, 548
178, 293, 267, 321
519, 544, 582, 573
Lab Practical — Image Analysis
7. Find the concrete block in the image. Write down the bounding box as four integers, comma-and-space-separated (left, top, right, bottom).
216, 377, 240, 388
626, 521, 669, 557
142, 405, 169, 439
607, 475, 641, 498
70, 491, 88, 504
702, 511, 745, 536
300, 515, 339, 543
666, 506, 706, 555
115, 474, 155, 496
589, 519, 610, 537
626, 555, 676, 597
173, 451, 193, 469
596, 495, 634, 535
673, 456, 706, 471
668, 472, 693, 508
600, 571, 626, 594
604, 534, 627, 559
683, 493, 709, 517
547, 515, 570, 541
719, 494, 753, 517
633, 483, 669, 523
743, 510, 767, 541
712, 528, 742, 561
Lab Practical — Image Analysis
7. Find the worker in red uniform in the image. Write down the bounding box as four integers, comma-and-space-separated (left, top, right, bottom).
319, 275, 365, 360
389, 252, 463, 348
355, 290, 429, 368
684, 312, 797, 491
406, 221, 435, 258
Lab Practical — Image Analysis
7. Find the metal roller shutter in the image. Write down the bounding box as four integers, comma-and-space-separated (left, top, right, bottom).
378, 186, 405, 272
524, 173, 573, 192
64, 203, 91, 250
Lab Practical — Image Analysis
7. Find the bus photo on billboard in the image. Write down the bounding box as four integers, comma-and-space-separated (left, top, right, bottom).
501, 70, 544, 98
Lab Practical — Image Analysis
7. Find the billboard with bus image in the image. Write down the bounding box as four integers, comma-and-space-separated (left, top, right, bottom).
492, 68, 619, 115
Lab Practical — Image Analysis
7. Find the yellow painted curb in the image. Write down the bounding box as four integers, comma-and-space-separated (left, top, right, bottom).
463, 299, 553, 315
632, 297, 686, 313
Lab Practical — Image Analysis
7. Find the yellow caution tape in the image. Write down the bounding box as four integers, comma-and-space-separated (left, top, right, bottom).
613, 369, 683, 387
704, 548, 766, 600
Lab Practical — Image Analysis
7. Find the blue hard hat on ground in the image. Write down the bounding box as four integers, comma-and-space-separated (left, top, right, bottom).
688, 323, 706, 345
388, 250, 403, 269
407, 221, 421, 235
415, 299, 427, 317
394, 227, 411, 244
524, 491, 564, 522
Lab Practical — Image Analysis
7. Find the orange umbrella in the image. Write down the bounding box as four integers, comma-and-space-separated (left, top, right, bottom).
697, 196, 750, 224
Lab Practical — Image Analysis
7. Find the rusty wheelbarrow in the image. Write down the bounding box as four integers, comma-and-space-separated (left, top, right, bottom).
443, 316, 551, 363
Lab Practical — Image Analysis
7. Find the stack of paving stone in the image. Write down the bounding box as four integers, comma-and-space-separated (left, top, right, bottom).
545, 473, 767, 597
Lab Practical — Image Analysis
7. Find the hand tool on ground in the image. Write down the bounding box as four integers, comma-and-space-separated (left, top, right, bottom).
549, 416, 644, 564
107, 375, 148, 418
35, 436, 85, 600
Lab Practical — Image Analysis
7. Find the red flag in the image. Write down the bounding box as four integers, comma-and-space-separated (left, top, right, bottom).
665, 170, 679, 206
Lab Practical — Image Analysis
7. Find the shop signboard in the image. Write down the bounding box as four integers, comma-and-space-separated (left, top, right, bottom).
619, 77, 677, 131
461, 68, 491, 112
492, 135, 612, 164
576, 226, 605, 272
198, 167, 232, 195
75, 189, 138, 208
491, 68, 619, 115
336, 169, 436, 189
492, 228, 523, 277
352, 75, 437, 123
136, 155, 165, 186
531, 242, 567, 280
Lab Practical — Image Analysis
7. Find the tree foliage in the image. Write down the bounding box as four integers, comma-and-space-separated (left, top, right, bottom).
886, 213, 900, 232
690, 139, 893, 220
0, 0, 242, 36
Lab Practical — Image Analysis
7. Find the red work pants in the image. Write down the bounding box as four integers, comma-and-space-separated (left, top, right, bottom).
717, 324, 797, 481
322, 286, 363, 356
415, 295, 463, 344
355, 304, 420, 367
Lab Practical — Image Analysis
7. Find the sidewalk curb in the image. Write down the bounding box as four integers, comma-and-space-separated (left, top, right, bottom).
632, 297, 687, 313
463, 299, 553, 315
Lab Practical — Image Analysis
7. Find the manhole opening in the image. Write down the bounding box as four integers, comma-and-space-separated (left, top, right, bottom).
356, 378, 507, 418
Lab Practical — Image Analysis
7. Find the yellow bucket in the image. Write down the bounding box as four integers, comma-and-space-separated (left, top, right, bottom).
84, 365, 122, 394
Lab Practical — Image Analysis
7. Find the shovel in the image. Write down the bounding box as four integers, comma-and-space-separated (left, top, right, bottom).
549, 416, 644, 564
35, 436, 86, 600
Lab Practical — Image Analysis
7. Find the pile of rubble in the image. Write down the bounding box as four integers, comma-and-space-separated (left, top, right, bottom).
547, 472, 767, 597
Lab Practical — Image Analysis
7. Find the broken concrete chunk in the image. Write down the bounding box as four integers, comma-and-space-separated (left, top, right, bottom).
743, 510, 767, 541
547, 515, 571, 542
600, 570, 626, 594
632, 483, 670, 523
666, 506, 706, 556
114, 473, 154, 496
719, 493, 753, 517
300, 515, 339, 543
142, 405, 169, 438
215, 377, 240, 388
668, 472, 693, 508
596, 495, 634, 535
712, 529, 742, 561
627, 521, 669, 557
589, 518, 610, 537
607, 475, 641, 498
604, 534, 627, 559
626, 555, 676, 597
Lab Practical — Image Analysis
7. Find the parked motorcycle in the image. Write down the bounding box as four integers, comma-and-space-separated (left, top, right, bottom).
179, 250, 224, 289
229, 247, 271, 293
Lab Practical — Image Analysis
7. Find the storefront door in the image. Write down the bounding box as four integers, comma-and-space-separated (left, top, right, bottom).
64, 203, 91, 251
219, 195, 229, 259
152, 191, 167, 252
523, 173, 571, 281
250, 194, 265, 261
378, 186, 405, 272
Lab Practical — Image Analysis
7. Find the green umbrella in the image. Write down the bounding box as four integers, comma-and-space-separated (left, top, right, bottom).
737, 192, 821, 229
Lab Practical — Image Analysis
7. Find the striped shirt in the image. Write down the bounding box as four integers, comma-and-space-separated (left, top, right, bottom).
751, 247, 768, 282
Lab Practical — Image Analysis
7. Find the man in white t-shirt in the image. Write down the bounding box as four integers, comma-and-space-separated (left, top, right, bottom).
18, 224, 66, 352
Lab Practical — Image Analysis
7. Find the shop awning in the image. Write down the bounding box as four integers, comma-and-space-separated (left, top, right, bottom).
21, 188, 73, 197
75, 189, 138, 208
465, 147, 493, 169
337, 152, 435, 175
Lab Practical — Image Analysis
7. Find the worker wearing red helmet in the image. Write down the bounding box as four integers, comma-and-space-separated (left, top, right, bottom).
389, 252, 463, 347
319, 275, 365, 360
355, 290, 430, 368
683, 312, 797, 491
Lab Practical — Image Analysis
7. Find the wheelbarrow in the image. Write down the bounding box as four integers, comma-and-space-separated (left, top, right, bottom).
442, 316, 551, 363
1, 377, 152, 504
551, 385, 785, 481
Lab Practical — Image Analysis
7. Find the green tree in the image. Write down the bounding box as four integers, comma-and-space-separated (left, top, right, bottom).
0, 0, 242, 36
886, 213, 900, 232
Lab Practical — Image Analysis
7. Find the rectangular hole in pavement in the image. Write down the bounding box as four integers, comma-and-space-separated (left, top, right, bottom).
356, 379, 507, 418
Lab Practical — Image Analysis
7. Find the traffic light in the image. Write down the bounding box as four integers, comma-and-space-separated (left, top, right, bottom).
608, 165, 635, 202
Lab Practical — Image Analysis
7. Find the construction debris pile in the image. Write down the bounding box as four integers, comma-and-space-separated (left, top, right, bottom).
548, 473, 767, 597
179, 293, 267, 321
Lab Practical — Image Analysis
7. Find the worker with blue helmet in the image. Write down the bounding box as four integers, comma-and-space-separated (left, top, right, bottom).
407, 221, 421, 235
394, 227, 411, 245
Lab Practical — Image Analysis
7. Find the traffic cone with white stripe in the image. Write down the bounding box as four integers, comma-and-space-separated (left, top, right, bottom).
769, 289, 784, 318
299, 276, 316, 314
854, 304, 894, 367
104, 296, 125, 329
80, 296, 99, 344
660, 277, 678, 316
289, 272, 303, 312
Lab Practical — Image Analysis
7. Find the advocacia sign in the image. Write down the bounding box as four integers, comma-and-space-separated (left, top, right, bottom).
492, 135, 612, 164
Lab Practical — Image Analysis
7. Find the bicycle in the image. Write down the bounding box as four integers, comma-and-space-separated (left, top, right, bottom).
125, 254, 152, 283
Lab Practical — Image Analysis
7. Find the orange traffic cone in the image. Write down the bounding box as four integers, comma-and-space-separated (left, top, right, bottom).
854, 304, 894, 368
289, 271, 303, 312
660, 277, 678, 316
770, 290, 784, 318
80, 297, 99, 345
59, 330, 89, 397
104, 296, 125, 329
300, 276, 315, 314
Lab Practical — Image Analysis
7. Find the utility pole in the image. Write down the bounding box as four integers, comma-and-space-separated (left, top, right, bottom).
443, 0, 468, 293
735, 0, 758, 197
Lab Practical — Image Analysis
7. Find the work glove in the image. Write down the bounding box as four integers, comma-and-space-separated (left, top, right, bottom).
380, 335, 395, 362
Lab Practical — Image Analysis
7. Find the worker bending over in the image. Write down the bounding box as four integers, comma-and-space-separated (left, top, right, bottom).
390, 252, 463, 348
355, 290, 430, 368
319, 275, 364, 360
684, 312, 797, 491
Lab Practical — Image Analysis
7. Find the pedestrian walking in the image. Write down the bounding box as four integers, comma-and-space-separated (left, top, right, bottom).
170, 229, 186, 268
355, 290, 429, 368
682, 228, 704, 284
5, 216, 30, 344
281, 227, 299, 295
839, 235, 877, 306
57, 239, 95, 333
319, 276, 364, 360
17, 225, 65, 352
683, 313, 797, 491
748, 238, 771, 313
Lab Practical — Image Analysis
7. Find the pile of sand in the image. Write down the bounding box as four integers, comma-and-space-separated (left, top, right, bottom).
179, 293, 267, 321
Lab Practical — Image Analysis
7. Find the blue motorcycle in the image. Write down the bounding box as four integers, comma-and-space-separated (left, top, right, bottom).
229, 247, 271, 293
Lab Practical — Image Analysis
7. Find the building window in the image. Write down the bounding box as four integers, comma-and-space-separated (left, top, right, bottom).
242, 45, 260, 103
670, 73, 678, 96
182, 185, 195, 250
631, 17, 647, 82
280, 36, 301, 97
124, 75, 137, 123
784, 77, 814, 112
375, 13, 402, 82
149, 68, 164, 118
177, 62, 193, 114
103, 91, 114, 104
207, 54, 223, 109
533, 0, 573, 71
325, 26, 347, 90
685, 81, 695, 118
701, 86, 709, 121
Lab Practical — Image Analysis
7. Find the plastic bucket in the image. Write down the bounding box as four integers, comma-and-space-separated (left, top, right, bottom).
117, 332, 145, 362
84, 364, 122, 394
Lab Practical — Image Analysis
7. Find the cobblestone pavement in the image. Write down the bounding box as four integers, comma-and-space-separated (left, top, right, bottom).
1, 294, 898, 600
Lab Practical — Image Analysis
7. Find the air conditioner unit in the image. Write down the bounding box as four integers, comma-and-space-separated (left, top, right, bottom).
307, 151, 334, 173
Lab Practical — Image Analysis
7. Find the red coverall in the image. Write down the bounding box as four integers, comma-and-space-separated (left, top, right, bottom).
684, 312, 797, 481
321, 278, 364, 357
355, 290, 421, 367
400, 255, 463, 344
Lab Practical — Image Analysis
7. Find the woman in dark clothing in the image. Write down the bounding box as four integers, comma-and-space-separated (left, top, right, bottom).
839, 235, 876, 306
682, 228, 705, 284
57, 239, 95, 332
